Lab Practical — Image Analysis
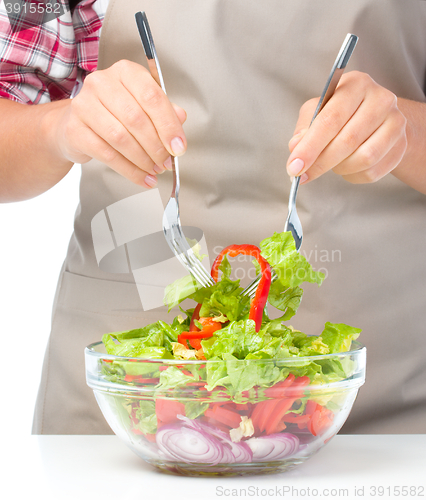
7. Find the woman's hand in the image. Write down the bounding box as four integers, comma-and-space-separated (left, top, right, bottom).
55, 59, 187, 189
286, 71, 408, 185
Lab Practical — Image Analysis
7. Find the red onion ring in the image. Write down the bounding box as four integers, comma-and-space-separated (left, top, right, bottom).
155, 415, 255, 465
156, 424, 224, 465
246, 433, 299, 462
177, 416, 253, 463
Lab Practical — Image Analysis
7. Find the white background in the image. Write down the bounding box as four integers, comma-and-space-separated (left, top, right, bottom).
0, 165, 81, 434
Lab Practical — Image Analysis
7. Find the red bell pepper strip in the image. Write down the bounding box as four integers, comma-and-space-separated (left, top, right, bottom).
250, 375, 310, 434
256, 400, 282, 433
204, 405, 242, 428
282, 413, 311, 424
264, 398, 295, 435
189, 303, 202, 332
264, 373, 296, 398
305, 399, 317, 415
197, 317, 223, 334
307, 403, 334, 436
210, 244, 271, 331
284, 376, 310, 399
155, 399, 186, 428
124, 374, 159, 383
179, 331, 217, 340
180, 304, 222, 349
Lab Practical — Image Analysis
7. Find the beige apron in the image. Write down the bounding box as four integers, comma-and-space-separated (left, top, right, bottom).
33, 0, 426, 434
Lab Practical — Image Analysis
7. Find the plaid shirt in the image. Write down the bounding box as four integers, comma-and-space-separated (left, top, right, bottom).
0, 0, 109, 104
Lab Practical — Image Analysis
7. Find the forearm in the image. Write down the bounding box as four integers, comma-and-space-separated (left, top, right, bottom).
392, 98, 426, 194
0, 98, 73, 203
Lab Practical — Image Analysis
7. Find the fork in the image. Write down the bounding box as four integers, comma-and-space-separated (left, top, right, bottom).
242, 33, 359, 299
135, 12, 215, 288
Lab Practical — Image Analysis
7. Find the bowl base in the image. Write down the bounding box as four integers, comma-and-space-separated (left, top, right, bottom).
145, 458, 307, 477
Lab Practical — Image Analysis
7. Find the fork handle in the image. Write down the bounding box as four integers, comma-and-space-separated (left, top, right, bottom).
287, 34, 358, 212
136, 11, 179, 199
135, 12, 167, 92
310, 33, 358, 125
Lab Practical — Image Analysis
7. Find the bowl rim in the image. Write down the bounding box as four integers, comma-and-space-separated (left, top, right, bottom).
85, 339, 366, 365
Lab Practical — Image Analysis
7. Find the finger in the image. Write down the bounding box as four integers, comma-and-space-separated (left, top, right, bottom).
73, 122, 158, 188
118, 61, 187, 157
96, 79, 171, 172
341, 134, 407, 184
332, 108, 407, 176
286, 85, 363, 177
288, 128, 308, 153
172, 103, 187, 124
81, 98, 160, 176
291, 98, 319, 137
303, 98, 398, 182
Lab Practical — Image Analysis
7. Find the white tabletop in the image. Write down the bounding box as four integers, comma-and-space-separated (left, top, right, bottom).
8, 435, 426, 500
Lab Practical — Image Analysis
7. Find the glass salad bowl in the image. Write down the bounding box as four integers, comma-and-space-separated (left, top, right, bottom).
85, 340, 366, 477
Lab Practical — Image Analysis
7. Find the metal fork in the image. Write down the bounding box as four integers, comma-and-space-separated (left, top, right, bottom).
135, 12, 215, 288
242, 33, 359, 299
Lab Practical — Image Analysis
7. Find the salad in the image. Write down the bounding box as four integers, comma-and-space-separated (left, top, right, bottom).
99, 231, 362, 465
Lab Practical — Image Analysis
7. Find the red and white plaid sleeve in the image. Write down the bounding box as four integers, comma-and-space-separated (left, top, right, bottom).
0, 0, 108, 104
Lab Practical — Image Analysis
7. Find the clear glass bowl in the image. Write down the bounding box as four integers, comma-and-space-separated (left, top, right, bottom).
85, 341, 366, 476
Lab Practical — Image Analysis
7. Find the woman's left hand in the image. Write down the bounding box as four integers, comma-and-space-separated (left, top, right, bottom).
286, 71, 408, 185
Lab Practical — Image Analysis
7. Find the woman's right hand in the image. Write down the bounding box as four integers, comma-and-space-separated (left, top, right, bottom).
55, 59, 187, 188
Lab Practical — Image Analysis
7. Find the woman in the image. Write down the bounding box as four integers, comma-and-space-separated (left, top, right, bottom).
1, 0, 425, 434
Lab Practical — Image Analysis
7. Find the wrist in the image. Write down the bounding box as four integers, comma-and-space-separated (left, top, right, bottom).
39, 99, 74, 168
391, 98, 426, 194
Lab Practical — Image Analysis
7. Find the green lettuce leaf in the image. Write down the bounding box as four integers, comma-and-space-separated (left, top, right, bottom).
163, 274, 201, 311
184, 401, 209, 419
202, 319, 264, 360
260, 231, 325, 288
102, 331, 164, 357
156, 366, 195, 391
133, 400, 157, 434
267, 282, 303, 320
223, 353, 283, 393
162, 238, 207, 311
320, 322, 361, 353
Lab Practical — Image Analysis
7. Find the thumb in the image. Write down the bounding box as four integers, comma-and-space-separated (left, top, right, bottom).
288, 97, 320, 150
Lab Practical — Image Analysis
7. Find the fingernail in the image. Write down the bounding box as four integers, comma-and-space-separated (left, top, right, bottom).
153, 164, 165, 174
163, 156, 173, 170
145, 175, 157, 188
287, 158, 305, 176
170, 137, 185, 156
300, 173, 309, 184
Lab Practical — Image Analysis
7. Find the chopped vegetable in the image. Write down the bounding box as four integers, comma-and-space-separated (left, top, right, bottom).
245, 433, 300, 461
99, 230, 362, 464
211, 244, 271, 331
230, 416, 255, 443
